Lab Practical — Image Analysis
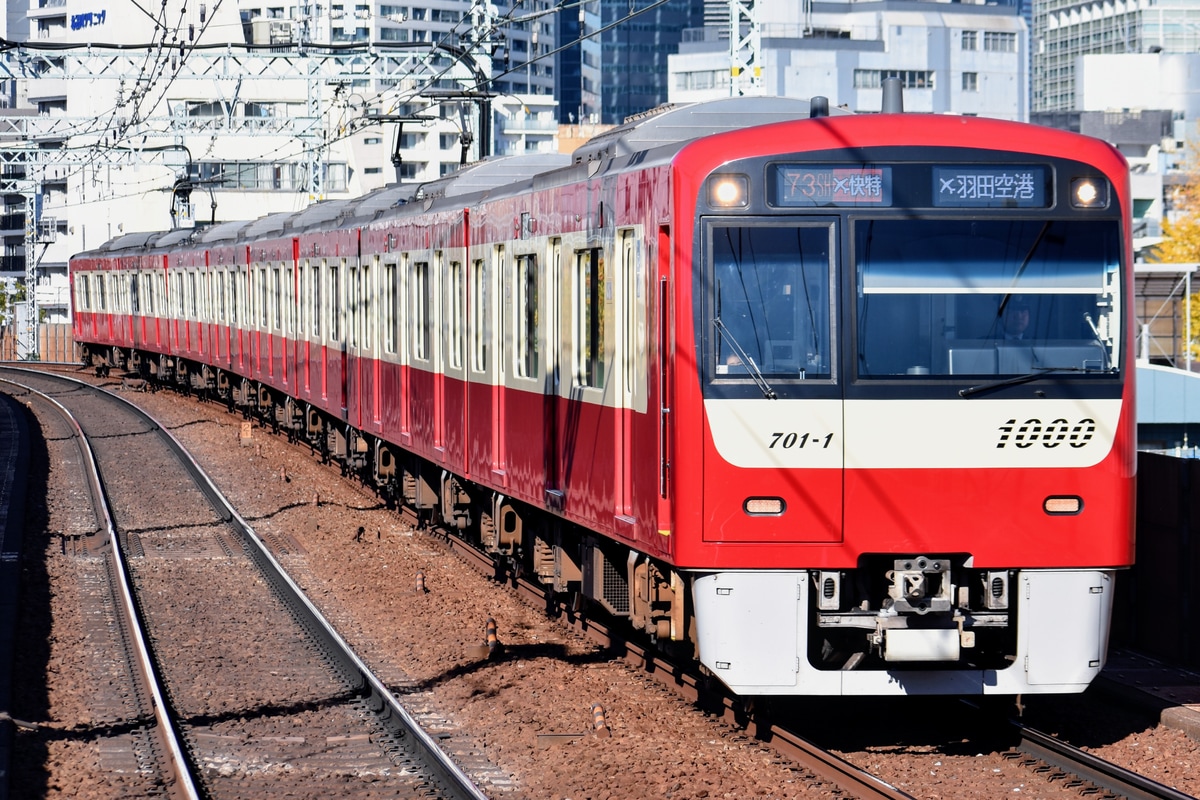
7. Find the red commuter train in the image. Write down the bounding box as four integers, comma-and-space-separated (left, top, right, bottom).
70, 96, 1135, 696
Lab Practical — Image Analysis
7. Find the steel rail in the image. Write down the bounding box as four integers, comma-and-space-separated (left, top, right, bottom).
1015, 723, 1197, 800
0, 374, 203, 800
4, 367, 489, 800
437, 523, 917, 800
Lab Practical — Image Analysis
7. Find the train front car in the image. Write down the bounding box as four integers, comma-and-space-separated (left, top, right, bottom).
673, 113, 1134, 696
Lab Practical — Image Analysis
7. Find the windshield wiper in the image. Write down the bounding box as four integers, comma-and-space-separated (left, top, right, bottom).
713, 317, 777, 399
959, 365, 1114, 398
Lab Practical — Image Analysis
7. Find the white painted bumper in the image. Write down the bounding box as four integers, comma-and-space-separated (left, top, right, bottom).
692, 569, 1115, 696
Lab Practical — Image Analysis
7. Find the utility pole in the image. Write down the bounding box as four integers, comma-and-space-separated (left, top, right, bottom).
0, 40, 499, 356
729, 0, 763, 97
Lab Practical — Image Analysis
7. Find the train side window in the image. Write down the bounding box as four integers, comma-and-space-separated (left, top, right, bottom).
272, 266, 282, 331
189, 272, 199, 319
363, 257, 375, 351
349, 265, 359, 348
231, 269, 237, 324
471, 258, 488, 372
411, 260, 430, 361
448, 260, 464, 369
574, 247, 606, 388
257, 267, 266, 327
310, 262, 321, 337
514, 254, 538, 379
383, 261, 397, 354
77, 274, 89, 311
330, 261, 341, 342
620, 230, 642, 394
285, 264, 294, 335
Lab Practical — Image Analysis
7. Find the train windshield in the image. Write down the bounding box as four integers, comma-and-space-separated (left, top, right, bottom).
854, 219, 1122, 379
709, 222, 835, 383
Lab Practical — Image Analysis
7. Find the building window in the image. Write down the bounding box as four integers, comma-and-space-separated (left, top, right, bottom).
962, 30, 977, 50
984, 31, 1016, 52
853, 69, 934, 90
962, 72, 978, 92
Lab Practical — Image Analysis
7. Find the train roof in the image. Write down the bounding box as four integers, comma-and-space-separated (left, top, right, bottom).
74, 96, 857, 259
571, 96, 850, 164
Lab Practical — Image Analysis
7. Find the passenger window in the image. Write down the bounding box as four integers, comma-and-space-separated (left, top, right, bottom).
575, 247, 605, 388
514, 255, 538, 378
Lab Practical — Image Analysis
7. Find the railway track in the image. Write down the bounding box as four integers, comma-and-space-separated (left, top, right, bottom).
1007, 721, 1198, 800
428, 490, 1200, 800
2, 366, 487, 800
11, 362, 1198, 800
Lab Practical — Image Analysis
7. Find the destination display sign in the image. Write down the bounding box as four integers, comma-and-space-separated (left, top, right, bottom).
772, 165, 893, 207
932, 166, 1048, 208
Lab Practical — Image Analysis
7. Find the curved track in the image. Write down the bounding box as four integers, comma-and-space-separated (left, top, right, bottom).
2, 366, 487, 800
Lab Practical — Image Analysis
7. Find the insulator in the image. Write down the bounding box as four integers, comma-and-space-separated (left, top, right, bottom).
991, 576, 1005, 598
822, 577, 836, 599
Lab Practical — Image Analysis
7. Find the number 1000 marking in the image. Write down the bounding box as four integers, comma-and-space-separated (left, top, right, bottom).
769, 432, 834, 449
996, 418, 1095, 449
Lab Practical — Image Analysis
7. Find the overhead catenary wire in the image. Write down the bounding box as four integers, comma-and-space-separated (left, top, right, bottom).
2, 0, 670, 205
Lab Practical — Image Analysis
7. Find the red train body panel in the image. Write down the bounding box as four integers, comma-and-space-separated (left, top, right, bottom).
71, 97, 1135, 696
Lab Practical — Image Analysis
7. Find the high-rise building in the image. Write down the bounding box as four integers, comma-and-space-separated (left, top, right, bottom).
670, 0, 1028, 121
4, 0, 558, 331
606, 0, 706, 124
1032, 0, 1200, 114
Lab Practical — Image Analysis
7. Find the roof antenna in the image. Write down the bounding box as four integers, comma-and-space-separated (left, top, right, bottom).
882, 77, 904, 113
809, 96, 829, 118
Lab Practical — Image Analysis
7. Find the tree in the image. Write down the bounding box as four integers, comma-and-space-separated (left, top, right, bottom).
0, 280, 26, 327
1150, 131, 1200, 361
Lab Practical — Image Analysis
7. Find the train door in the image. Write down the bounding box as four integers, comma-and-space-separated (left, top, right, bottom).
127, 262, 140, 352
656, 225, 673, 539
303, 258, 318, 399
347, 261, 361, 427
233, 265, 246, 373
492, 244, 506, 481
102, 269, 114, 344
432, 250, 446, 454
467, 254, 494, 480
614, 229, 643, 525
332, 259, 347, 414
441, 255, 468, 473
544, 238, 563, 506
701, 219, 843, 544
366, 255, 381, 430
216, 267, 228, 366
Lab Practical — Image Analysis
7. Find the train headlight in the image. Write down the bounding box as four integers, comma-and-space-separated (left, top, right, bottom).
1070, 178, 1108, 209
1044, 495, 1083, 515
708, 174, 750, 208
